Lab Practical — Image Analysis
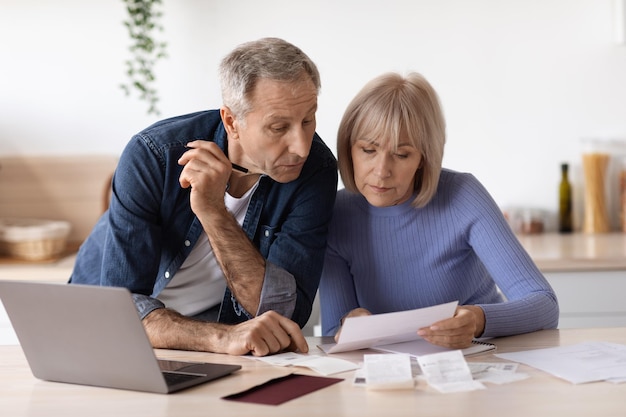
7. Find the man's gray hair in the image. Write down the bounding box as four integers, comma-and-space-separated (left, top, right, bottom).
219, 37, 321, 119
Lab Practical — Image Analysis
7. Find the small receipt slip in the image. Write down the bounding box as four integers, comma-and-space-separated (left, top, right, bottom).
418, 350, 485, 393
222, 373, 343, 405
363, 354, 414, 390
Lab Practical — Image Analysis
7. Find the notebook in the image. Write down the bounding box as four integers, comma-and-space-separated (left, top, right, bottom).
371, 338, 496, 357
0, 280, 241, 394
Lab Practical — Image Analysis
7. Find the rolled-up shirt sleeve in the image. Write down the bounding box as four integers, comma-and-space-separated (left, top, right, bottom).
134, 261, 296, 322
255, 261, 296, 318
133, 293, 167, 320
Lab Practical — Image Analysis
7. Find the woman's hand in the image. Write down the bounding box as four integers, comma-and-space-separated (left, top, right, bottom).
334, 307, 372, 342
417, 305, 485, 349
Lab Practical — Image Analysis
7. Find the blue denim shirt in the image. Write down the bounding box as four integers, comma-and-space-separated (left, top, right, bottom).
69, 110, 337, 327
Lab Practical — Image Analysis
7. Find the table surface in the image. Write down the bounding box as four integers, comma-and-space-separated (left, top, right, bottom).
1, 327, 625, 417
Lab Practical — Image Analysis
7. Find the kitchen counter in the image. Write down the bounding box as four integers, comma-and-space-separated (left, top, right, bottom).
2, 233, 625, 278
0, 241, 80, 282
0, 253, 76, 282
1, 233, 625, 332
516, 232, 626, 272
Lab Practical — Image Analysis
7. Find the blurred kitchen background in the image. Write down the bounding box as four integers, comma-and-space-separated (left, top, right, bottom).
2, 0, 626, 231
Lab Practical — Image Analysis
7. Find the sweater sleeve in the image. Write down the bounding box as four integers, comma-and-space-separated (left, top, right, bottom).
451, 173, 559, 337
318, 190, 364, 336
319, 242, 361, 336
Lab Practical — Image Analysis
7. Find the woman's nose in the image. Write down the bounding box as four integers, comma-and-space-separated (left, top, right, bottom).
373, 155, 392, 178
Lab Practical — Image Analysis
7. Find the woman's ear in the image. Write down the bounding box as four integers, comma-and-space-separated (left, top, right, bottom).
418, 155, 425, 169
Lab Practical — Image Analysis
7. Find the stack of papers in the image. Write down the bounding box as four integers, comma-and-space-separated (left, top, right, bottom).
495, 341, 626, 384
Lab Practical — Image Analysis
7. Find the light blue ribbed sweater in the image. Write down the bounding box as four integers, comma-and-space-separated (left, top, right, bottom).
319, 169, 559, 337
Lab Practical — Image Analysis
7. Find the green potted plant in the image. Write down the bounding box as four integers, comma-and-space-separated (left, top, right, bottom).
119, 0, 168, 115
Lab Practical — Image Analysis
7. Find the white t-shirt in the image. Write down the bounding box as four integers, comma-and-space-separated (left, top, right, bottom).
157, 181, 260, 316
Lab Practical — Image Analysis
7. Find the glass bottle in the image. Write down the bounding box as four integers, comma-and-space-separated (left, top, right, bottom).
559, 163, 573, 233
620, 158, 626, 232
582, 152, 611, 233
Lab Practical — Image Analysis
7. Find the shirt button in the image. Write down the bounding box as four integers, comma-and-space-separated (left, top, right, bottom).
264, 230, 270, 237
184, 240, 191, 247
165, 271, 170, 279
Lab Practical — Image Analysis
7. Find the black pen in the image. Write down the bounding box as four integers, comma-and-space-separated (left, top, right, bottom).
231, 162, 249, 173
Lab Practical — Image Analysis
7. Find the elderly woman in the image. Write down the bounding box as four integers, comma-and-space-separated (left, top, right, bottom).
320, 72, 558, 349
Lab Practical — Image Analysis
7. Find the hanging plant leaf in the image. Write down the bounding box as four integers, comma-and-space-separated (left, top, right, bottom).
120, 0, 168, 116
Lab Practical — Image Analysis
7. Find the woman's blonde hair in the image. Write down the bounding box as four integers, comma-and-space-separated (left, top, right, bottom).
337, 72, 446, 207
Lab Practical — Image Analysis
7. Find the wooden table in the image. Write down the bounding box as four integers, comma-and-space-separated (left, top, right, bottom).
1, 327, 625, 417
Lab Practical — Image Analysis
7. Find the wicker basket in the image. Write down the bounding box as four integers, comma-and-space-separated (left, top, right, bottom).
0, 218, 71, 261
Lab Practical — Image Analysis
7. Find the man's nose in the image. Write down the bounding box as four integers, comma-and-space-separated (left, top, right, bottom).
289, 127, 312, 158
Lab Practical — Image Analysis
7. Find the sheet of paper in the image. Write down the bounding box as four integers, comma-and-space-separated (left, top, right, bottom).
417, 350, 485, 393
495, 341, 626, 384
318, 301, 458, 354
363, 354, 414, 390
252, 352, 359, 376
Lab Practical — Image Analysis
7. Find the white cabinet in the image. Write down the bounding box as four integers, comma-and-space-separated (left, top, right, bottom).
544, 270, 626, 328
518, 233, 626, 329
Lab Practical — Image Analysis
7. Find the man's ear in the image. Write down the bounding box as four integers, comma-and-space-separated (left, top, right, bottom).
220, 106, 238, 139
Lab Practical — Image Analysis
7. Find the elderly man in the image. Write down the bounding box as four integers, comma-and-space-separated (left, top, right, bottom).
70, 38, 337, 356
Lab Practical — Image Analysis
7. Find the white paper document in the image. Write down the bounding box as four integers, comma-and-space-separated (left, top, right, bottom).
495, 341, 626, 384
318, 301, 458, 354
251, 352, 359, 376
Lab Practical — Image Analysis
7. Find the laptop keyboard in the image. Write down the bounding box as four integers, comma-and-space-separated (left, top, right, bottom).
163, 371, 202, 386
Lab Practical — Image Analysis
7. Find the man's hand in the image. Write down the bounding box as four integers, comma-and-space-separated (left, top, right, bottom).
417, 305, 485, 349
223, 310, 308, 356
143, 308, 307, 356
178, 140, 232, 215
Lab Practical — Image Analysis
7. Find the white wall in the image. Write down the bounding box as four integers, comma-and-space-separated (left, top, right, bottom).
2, 0, 626, 229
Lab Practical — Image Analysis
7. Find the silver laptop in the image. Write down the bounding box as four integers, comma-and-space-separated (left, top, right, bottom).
0, 281, 240, 394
